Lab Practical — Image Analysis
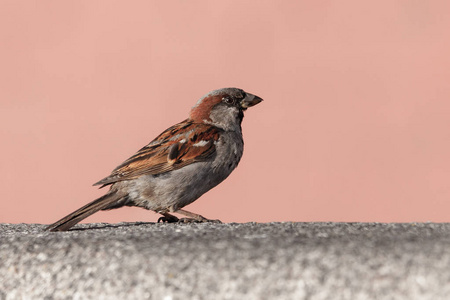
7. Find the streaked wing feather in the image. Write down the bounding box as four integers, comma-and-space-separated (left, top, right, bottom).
94, 120, 221, 187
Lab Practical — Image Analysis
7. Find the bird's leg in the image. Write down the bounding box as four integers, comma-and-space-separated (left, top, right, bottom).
175, 209, 222, 223
157, 212, 179, 223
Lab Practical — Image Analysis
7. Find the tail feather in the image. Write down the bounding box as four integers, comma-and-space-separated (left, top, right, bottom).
46, 192, 123, 232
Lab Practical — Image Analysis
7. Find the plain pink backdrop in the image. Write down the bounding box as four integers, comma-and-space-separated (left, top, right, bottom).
1, 1, 450, 224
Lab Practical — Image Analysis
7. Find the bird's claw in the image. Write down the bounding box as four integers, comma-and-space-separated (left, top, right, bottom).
158, 214, 222, 224
158, 215, 179, 223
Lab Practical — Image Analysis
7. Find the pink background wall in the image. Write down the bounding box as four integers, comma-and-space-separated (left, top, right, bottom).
1, 1, 450, 224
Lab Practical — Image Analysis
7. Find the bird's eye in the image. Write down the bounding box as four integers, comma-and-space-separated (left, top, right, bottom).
222, 97, 234, 105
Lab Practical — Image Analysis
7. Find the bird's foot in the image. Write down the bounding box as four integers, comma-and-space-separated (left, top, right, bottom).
174, 209, 222, 224
177, 218, 200, 223
158, 213, 179, 223
204, 219, 222, 224
158, 211, 222, 224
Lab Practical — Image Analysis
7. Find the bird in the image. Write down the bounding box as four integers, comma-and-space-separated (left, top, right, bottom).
46, 88, 263, 231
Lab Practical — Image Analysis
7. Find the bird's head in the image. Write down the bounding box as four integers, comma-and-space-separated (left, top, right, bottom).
189, 88, 263, 131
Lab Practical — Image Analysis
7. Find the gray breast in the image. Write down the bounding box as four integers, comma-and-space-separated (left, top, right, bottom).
123, 130, 244, 212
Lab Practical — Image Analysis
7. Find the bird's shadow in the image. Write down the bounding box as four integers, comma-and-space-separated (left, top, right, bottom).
68, 222, 157, 231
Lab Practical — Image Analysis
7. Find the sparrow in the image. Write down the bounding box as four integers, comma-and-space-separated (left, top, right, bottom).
46, 88, 262, 231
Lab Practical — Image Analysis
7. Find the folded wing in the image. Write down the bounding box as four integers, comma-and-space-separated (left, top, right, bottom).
94, 120, 222, 187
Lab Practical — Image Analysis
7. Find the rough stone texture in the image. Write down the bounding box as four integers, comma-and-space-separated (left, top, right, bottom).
0, 222, 449, 299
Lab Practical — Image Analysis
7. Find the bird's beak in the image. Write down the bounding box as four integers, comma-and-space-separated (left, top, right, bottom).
240, 93, 263, 109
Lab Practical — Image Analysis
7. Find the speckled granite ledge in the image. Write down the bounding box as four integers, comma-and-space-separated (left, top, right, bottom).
1, 222, 449, 299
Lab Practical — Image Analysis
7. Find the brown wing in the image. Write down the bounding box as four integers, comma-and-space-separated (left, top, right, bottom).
94, 120, 222, 187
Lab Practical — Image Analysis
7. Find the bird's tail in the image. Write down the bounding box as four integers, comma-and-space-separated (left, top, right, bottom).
45, 192, 124, 232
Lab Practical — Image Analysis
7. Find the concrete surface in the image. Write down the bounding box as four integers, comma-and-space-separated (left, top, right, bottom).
0, 222, 449, 300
